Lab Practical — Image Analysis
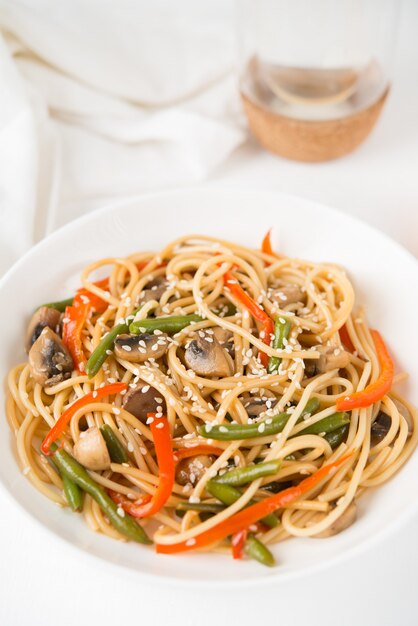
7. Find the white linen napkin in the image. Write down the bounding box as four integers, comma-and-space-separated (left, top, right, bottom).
0, 0, 246, 275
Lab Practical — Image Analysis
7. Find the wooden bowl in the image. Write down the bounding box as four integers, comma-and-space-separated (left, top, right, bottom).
241, 88, 389, 162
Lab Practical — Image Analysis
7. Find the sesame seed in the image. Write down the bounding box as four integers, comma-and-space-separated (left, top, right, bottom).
141, 385, 150, 393
155, 422, 164, 429
185, 538, 196, 546
122, 345, 132, 352
117, 506, 125, 518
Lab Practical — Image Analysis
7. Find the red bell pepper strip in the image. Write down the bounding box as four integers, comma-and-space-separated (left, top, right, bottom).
41, 382, 127, 455
224, 272, 274, 368
63, 300, 91, 373
336, 330, 394, 411
117, 413, 175, 518
173, 445, 224, 463
75, 277, 109, 314
339, 323, 355, 353
63, 279, 110, 373
65, 260, 166, 367
156, 452, 352, 554
261, 229, 283, 263
232, 529, 248, 559
108, 490, 152, 513
63, 262, 154, 372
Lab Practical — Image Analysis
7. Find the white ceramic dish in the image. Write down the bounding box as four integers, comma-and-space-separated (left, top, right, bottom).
1, 188, 417, 587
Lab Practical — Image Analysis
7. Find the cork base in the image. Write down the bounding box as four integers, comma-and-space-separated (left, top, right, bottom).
241, 88, 389, 162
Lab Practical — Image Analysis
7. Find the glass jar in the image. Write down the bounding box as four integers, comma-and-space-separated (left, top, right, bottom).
237, 0, 400, 160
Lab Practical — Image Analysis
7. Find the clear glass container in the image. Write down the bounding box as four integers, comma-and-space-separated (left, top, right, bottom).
238, 0, 400, 123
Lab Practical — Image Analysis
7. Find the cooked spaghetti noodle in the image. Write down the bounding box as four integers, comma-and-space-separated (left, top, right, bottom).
5, 234, 418, 565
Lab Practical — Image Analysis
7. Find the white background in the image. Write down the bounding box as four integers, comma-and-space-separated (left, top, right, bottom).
1, 0, 418, 624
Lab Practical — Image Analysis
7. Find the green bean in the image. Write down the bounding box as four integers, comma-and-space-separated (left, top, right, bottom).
207, 481, 278, 529
176, 502, 225, 514
216, 302, 237, 317
297, 412, 349, 437
206, 481, 243, 506
100, 424, 128, 463
214, 460, 282, 487
130, 313, 202, 335
324, 424, 349, 449
48, 444, 151, 544
244, 534, 275, 567
39, 297, 74, 312
198, 397, 320, 441
86, 303, 147, 377
50, 451, 83, 511
262, 480, 293, 494
86, 322, 129, 378
267, 317, 291, 374
62, 474, 83, 511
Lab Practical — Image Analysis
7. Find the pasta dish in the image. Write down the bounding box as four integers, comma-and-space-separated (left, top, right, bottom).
6, 233, 417, 566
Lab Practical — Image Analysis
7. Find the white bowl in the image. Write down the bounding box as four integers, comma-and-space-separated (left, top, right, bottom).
1, 188, 417, 587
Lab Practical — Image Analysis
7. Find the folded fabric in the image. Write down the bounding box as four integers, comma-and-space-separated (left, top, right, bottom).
0, 0, 246, 275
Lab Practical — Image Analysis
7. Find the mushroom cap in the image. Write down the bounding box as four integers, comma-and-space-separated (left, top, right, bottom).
212, 327, 235, 357
184, 333, 234, 378
73, 427, 111, 470
315, 502, 357, 538
137, 277, 168, 305
122, 381, 166, 423
371, 411, 392, 445
25, 306, 62, 353
306, 345, 350, 376
175, 455, 214, 486
242, 394, 278, 419
269, 284, 306, 306
28, 327, 73, 386
114, 332, 169, 362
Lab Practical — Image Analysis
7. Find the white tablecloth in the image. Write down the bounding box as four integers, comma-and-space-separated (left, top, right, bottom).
1, 1, 417, 625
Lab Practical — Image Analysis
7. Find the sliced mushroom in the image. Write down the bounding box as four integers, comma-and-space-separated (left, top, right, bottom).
371, 411, 392, 445
269, 284, 306, 306
212, 327, 235, 357
315, 502, 357, 538
114, 332, 169, 362
305, 345, 350, 376
175, 455, 214, 486
138, 277, 168, 305
28, 327, 73, 386
184, 333, 234, 378
25, 306, 62, 352
73, 426, 111, 470
122, 381, 166, 423
241, 394, 278, 419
